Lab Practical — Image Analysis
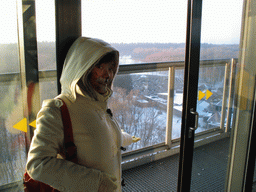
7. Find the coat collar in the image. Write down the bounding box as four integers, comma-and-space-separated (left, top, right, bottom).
75, 84, 112, 110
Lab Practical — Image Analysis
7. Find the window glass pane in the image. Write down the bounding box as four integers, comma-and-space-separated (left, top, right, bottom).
196, 0, 243, 135
197, 64, 227, 133
172, 68, 184, 139
190, 0, 243, 191
0, 0, 20, 73
39, 77, 58, 103
37, 42, 56, 71
82, 0, 187, 150
110, 71, 168, 151
36, 0, 56, 71
82, 0, 187, 64
0, 0, 26, 187
36, 0, 57, 103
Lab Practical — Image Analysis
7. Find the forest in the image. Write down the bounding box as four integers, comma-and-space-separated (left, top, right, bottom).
0, 42, 239, 73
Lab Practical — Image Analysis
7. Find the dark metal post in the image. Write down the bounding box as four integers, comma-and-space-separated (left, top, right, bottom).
178, 0, 203, 191
55, 0, 81, 94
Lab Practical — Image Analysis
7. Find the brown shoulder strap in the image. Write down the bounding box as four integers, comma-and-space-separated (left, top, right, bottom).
57, 98, 78, 163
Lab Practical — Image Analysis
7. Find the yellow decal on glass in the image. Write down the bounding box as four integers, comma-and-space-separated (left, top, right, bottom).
198, 90, 205, 101
198, 90, 213, 101
13, 118, 27, 132
206, 90, 213, 100
29, 120, 36, 128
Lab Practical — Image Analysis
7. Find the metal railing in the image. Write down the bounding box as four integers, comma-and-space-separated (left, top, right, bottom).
0, 58, 238, 177
116, 59, 237, 168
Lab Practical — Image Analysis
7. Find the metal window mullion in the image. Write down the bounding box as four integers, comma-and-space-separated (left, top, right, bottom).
0, 60, 234, 81
220, 62, 231, 131
166, 67, 175, 148
17, 0, 41, 148
17, 0, 30, 146
55, 0, 81, 94
225, 58, 237, 132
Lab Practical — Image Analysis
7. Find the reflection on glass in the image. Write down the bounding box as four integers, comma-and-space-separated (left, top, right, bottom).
0, 0, 19, 73
37, 42, 56, 71
0, 79, 26, 185
0, 0, 26, 186
0, 44, 20, 73
36, 0, 56, 71
39, 78, 58, 104
35, 0, 57, 104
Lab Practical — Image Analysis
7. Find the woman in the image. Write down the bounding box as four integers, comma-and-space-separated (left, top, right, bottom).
26, 37, 139, 192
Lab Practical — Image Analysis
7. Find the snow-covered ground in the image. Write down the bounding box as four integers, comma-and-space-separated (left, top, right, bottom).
124, 91, 222, 151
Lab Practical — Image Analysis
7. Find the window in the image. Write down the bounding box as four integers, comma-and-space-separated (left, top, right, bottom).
110, 71, 168, 150
82, 0, 187, 64
0, 0, 26, 186
196, 0, 243, 135
82, 0, 187, 151
36, 0, 58, 103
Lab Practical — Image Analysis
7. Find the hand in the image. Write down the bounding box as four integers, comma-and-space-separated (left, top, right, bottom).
132, 136, 141, 143
98, 172, 117, 192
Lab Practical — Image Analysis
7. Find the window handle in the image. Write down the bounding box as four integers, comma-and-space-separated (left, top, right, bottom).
189, 108, 199, 138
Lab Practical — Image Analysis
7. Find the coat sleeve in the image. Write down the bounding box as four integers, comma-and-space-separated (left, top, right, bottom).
26, 99, 102, 192
121, 131, 133, 147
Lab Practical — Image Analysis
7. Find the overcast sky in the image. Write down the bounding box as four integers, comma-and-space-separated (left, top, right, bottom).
0, 0, 243, 44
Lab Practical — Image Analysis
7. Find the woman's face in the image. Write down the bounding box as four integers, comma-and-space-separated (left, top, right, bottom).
89, 61, 117, 94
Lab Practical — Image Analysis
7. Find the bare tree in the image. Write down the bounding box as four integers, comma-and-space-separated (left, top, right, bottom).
109, 87, 165, 151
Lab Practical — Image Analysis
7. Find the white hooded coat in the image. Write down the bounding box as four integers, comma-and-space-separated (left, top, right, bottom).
26, 37, 133, 192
